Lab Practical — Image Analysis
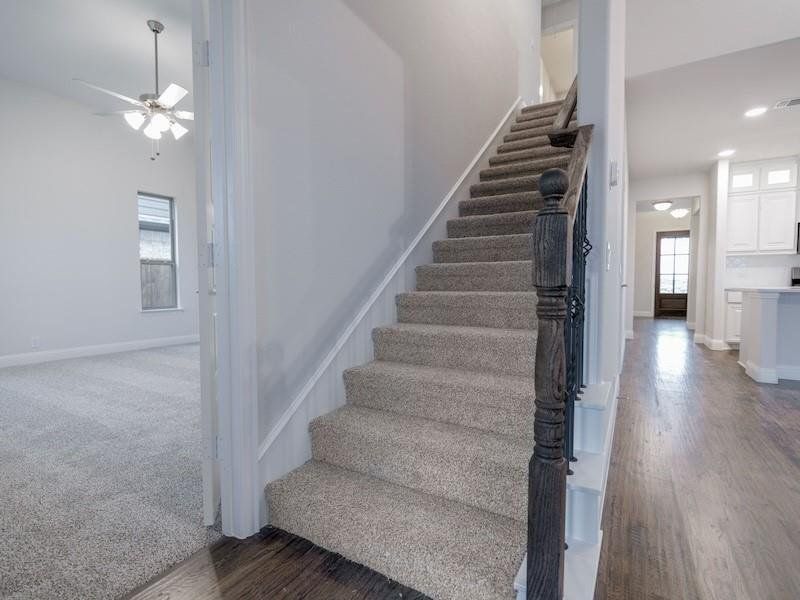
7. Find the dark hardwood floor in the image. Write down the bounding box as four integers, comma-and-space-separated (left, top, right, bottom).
595, 318, 800, 600
124, 526, 429, 600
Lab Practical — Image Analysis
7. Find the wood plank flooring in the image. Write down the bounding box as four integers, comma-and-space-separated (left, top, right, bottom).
595, 318, 800, 600
124, 526, 430, 600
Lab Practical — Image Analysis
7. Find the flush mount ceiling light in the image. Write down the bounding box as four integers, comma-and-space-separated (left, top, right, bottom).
652, 201, 673, 211
74, 20, 194, 160
718, 149, 736, 158
745, 106, 768, 118
671, 208, 690, 219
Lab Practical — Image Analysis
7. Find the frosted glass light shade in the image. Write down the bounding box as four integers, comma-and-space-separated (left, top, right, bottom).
143, 120, 162, 140
150, 113, 171, 132
653, 201, 672, 211
124, 112, 146, 130
671, 208, 689, 219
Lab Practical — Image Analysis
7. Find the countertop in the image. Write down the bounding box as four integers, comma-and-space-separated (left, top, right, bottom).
726, 286, 800, 293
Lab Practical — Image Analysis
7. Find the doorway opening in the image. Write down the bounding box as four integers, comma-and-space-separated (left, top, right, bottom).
655, 230, 691, 318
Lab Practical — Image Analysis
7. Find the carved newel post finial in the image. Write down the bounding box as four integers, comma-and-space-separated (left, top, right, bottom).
538, 168, 570, 212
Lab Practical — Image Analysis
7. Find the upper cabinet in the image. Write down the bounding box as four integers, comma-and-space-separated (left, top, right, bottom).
727, 158, 798, 255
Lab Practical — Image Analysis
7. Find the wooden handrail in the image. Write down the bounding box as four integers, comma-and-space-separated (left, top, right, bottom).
527, 115, 593, 599
550, 77, 578, 132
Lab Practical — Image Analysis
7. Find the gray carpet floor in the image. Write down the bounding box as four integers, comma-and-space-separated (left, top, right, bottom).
0, 344, 219, 600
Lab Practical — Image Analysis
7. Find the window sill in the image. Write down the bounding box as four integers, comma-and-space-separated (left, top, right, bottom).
141, 307, 184, 314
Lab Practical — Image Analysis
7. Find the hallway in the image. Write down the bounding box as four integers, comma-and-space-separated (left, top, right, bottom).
595, 319, 800, 600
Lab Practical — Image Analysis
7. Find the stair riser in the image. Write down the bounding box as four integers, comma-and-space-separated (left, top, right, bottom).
416, 264, 532, 292
397, 298, 536, 329
470, 175, 540, 197
497, 137, 552, 154
489, 147, 571, 166
520, 101, 561, 116
515, 114, 553, 126
373, 328, 536, 377
433, 241, 531, 263
310, 421, 527, 522
447, 213, 535, 238
510, 117, 577, 134
343, 368, 533, 438
458, 194, 542, 217
480, 156, 570, 181
504, 125, 551, 141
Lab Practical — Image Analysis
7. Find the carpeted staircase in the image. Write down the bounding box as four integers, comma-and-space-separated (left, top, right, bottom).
267, 98, 575, 600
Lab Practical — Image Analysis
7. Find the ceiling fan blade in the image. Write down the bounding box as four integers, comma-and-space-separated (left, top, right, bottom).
73, 79, 145, 107
93, 110, 145, 116
158, 83, 188, 108
172, 110, 194, 121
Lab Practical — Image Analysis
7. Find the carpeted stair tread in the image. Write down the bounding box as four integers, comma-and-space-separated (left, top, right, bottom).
520, 99, 562, 114
510, 116, 577, 134
504, 123, 552, 139
396, 291, 536, 329
416, 261, 532, 292
458, 193, 543, 218
372, 323, 536, 376
267, 460, 526, 600
433, 233, 532, 263
497, 135, 552, 154
489, 146, 571, 166
470, 174, 541, 197
514, 113, 554, 126
479, 155, 570, 181
310, 405, 528, 521
343, 360, 534, 438
447, 210, 536, 238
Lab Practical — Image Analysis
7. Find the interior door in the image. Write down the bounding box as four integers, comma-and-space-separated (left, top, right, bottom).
654, 230, 690, 318
192, 0, 220, 527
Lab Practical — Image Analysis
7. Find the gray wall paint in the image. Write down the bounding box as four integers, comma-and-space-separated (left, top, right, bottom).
244, 0, 540, 440
0, 77, 198, 358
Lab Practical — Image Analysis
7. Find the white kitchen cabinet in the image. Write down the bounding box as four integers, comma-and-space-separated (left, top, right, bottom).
758, 191, 797, 252
727, 158, 799, 256
725, 301, 743, 343
727, 194, 759, 253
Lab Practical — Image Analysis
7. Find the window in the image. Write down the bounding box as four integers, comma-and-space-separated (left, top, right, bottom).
658, 234, 690, 294
732, 173, 754, 189
138, 193, 177, 310
767, 168, 792, 186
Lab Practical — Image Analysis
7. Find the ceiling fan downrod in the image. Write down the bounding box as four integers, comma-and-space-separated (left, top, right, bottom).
147, 20, 164, 96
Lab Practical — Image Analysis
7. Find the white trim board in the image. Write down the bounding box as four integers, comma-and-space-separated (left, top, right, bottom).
257, 97, 524, 522
633, 310, 653, 318
0, 335, 199, 369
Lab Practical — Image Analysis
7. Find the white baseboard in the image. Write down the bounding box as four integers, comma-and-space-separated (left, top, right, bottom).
0, 335, 200, 369
256, 97, 524, 524
743, 360, 778, 384
686, 321, 695, 330
704, 337, 730, 351
633, 310, 653, 318
625, 330, 634, 340
693, 332, 706, 345
777, 365, 800, 381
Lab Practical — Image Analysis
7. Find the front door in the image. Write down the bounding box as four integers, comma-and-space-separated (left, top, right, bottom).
654, 230, 690, 318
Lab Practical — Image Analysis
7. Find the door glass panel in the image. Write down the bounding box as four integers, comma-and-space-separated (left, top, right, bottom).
674, 237, 690, 254
660, 255, 675, 275
674, 275, 689, 294
660, 276, 674, 294
674, 254, 690, 275
660, 237, 675, 255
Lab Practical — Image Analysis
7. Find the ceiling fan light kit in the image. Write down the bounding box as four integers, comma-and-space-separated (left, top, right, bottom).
75, 19, 194, 160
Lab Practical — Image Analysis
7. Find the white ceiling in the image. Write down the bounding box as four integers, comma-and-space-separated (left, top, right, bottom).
541, 28, 574, 95
626, 0, 800, 78
627, 37, 800, 179
0, 0, 193, 112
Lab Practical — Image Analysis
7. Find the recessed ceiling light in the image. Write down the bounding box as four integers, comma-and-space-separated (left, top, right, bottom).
652, 201, 673, 211
718, 149, 736, 158
744, 106, 768, 118
671, 208, 690, 219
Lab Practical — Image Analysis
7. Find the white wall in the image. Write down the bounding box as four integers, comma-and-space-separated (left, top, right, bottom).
632, 211, 691, 316
0, 78, 198, 362
244, 0, 542, 444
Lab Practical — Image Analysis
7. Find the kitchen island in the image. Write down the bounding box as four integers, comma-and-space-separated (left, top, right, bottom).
726, 287, 800, 383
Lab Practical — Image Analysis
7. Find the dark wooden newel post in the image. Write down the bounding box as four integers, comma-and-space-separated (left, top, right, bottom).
527, 168, 571, 600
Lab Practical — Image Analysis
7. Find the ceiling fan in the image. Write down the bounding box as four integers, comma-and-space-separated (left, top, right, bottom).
75, 20, 193, 159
